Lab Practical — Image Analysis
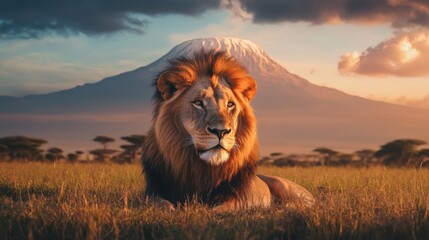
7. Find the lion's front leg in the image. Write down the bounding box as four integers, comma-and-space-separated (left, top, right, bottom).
244, 175, 272, 207
213, 176, 272, 211
257, 174, 314, 206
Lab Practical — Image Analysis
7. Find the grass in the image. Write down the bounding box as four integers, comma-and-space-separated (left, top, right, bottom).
0, 162, 428, 239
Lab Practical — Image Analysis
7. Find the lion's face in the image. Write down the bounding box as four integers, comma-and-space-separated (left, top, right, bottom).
153, 51, 257, 170
179, 77, 241, 165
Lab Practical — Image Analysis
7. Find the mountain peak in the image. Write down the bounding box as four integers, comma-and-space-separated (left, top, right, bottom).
158, 37, 291, 78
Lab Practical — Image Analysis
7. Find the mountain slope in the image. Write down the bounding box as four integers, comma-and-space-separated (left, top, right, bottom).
1, 37, 429, 153
0, 37, 338, 113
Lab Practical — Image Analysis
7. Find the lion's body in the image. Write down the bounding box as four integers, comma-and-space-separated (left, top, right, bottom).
142, 51, 313, 210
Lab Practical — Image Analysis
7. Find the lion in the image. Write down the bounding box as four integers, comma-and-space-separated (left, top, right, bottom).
142, 50, 314, 211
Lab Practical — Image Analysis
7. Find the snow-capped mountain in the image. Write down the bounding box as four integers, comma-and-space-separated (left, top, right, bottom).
1, 37, 429, 153
160, 38, 288, 76
156, 37, 314, 88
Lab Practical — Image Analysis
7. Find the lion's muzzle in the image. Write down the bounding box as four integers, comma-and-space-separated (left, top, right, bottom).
207, 127, 231, 140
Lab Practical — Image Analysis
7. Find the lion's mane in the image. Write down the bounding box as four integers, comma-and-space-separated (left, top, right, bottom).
142, 51, 259, 205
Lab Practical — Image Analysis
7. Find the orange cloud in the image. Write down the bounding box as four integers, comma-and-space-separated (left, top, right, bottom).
338, 30, 429, 77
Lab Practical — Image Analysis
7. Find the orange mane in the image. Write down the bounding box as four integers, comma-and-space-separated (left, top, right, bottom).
143, 51, 259, 196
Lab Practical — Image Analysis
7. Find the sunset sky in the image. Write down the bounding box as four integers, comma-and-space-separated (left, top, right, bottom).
1, 0, 429, 107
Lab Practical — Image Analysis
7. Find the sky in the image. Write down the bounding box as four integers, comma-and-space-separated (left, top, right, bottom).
1, 0, 429, 108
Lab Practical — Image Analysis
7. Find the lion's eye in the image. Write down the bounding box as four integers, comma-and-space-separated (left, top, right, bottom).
227, 101, 236, 109
192, 100, 204, 108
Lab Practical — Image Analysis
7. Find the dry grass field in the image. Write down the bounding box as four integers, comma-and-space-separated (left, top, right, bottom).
1, 162, 428, 239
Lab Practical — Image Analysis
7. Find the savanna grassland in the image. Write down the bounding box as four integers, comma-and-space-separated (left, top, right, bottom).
1, 162, 428, 240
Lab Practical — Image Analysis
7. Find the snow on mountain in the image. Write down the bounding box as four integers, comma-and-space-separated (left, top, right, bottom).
1, 37, 429, 153
151, 37, 309, 87
162, 38, 283, 73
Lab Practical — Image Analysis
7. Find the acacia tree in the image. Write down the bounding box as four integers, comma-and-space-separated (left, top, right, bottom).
374, 139, 426, 166
355, 149, 376, 166
93, 136, 115, 162
45, 147, 64, 162
313, 147, 339, 166
66, 150, 84, 163
90, 149, 118, 162
0, 136, 47, 161
417, 148, 429, 168
120, 135, 146, 163
67, 153, 78, 163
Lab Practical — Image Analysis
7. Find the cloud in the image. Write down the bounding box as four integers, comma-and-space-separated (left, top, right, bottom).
369, 95, 429, 109
221, 0, 253, 21
401, 95, 429, 109
3, 0, 429, 39
338, 30, 429, 77
0, 55, 119, 96
237, 0, 429, 28
0, 0, 220, 39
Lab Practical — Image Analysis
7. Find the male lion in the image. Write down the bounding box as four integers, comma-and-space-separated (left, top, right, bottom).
142, 50, 314, 210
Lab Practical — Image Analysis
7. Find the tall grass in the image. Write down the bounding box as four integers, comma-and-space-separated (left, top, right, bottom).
0, 162, 428, 239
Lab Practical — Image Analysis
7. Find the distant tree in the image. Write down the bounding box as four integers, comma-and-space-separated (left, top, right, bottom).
313, 147, 338, 155
67, 153, 78, 162
0, 136, 47, 161
270, 152, 283, 157
120, 135, 146, 163
121, 135, 146, 147
313, 147, 339, 166
337, 154, 354, 166
355, 149, 376, 166
90, 149, 118, 162
117, 145, 134, 164
93, 136, 115, 150
93, 136, 115, 162
417, 148, 429, 168
418, 149, 429, 158
66, 150, 84, 163
374, 139, 426, 166
89, 149, 103, 162
45, 147, 64, 162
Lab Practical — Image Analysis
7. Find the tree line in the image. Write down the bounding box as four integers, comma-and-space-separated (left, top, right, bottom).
1, 136, 429, 167
261, 139, 429, 168
0, 135, 145, 164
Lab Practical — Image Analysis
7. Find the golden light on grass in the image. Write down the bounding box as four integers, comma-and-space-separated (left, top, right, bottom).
0, 162, 428, 239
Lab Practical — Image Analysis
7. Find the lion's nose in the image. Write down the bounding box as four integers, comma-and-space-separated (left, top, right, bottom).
207, 127, 231, 139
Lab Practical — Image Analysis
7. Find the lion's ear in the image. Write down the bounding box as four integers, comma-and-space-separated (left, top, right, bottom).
157, 72, 175, 100
157, 71, 191, 100
242, 78, 257, 101
234, 77, 256, 102
227, 71, 257, 101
